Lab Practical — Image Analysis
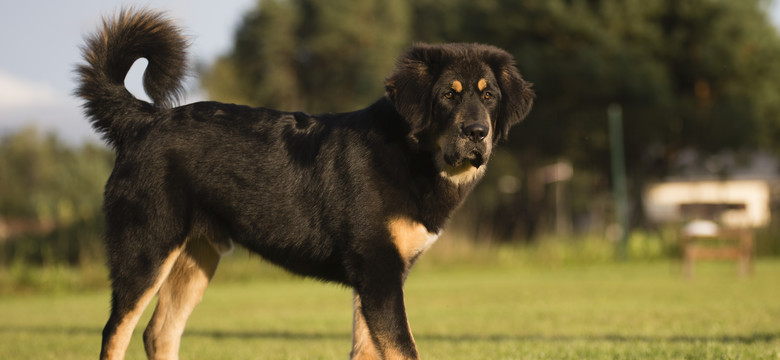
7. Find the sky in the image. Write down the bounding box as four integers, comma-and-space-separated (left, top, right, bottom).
1, 0, 780, 145
0, 0, 255, 144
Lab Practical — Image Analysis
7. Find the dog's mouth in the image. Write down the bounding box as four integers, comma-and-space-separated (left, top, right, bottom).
437, 135, 488, 174
467, 151, 484, 168
443, 150, 484, 170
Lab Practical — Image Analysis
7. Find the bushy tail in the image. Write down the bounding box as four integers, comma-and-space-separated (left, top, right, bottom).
75, 8, 188, 147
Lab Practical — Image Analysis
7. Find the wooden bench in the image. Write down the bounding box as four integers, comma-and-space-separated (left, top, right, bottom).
681, 221, 753, 278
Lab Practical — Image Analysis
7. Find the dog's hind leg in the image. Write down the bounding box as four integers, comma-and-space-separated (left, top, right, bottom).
100, 245, 184, 360
143, 235, 223, 360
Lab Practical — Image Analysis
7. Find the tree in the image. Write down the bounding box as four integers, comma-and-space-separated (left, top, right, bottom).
0, 128, 114, 266
203, 0, 411, 113
0, 127, 112, 224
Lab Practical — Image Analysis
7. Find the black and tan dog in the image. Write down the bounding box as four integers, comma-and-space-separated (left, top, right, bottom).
77, 9, 533, 360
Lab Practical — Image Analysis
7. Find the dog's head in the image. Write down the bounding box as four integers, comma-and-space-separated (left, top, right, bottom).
386, 43, 534, 185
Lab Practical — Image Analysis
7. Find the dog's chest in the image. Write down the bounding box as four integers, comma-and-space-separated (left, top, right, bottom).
387, 217, 441, 263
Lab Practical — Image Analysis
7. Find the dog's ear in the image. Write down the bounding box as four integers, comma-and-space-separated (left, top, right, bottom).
487, 50, 534, 143
385, 44, 439, 139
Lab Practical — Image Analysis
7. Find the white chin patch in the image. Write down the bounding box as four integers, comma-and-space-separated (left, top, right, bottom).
438, 159, 486, 185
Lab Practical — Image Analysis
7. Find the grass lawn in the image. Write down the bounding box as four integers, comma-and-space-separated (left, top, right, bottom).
0, 258, 778, 359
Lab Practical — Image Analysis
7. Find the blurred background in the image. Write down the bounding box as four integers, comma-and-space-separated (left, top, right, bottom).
2, 0, 780, 291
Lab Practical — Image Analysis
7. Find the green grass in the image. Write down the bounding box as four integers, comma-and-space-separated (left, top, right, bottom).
1, 258, 779, 359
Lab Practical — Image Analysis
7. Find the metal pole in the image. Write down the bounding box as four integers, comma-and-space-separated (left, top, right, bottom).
608, 103, 629, 259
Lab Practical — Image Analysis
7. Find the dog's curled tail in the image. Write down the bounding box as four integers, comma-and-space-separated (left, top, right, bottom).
76, 9, 188, 146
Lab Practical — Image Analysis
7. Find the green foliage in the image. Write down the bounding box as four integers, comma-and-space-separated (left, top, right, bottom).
2, 217, 106, 267
0, 127, 112, 223
0, 127, 113, 267
756, 222, 780, 256
0, 261, 107, 295
203, 0, 410, 113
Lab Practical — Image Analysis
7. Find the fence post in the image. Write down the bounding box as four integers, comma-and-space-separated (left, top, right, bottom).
608, 103, 629, 259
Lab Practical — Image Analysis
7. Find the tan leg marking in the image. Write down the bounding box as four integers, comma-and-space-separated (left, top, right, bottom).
102, 247, 184, 360
351, 293, 382, 360
352, 292, 419, 360
372, 317, 418, 360
384, 348, 415, 360
387, 217, 440, 265
451, 80, 463, 93
375, 331, 417, 360
144, 235, 222, 360
477, 78, 488, 91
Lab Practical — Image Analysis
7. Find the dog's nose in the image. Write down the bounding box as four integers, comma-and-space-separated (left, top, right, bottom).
463, 124, 488, 142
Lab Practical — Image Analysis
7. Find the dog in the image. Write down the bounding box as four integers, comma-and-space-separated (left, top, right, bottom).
77, 9, 533, 360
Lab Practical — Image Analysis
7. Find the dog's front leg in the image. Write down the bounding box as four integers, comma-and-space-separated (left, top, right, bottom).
351, 292, 382, 359
352, 269, 419, 360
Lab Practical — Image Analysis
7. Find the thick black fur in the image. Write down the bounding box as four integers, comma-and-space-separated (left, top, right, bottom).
77, 9, 533, 360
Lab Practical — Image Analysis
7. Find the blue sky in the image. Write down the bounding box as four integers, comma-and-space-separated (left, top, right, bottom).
0, 0, 255, 143
1, 0, 779, 144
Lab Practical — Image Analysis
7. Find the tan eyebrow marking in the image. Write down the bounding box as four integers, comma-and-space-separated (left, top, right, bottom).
451, 80, 463, 93
478, 78, 488, 91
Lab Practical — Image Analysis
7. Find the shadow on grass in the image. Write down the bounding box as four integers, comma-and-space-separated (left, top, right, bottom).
1, 326, 777, 345
416, 332, 780, 345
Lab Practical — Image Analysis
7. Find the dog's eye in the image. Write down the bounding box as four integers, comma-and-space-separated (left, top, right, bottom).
444, 91, 454, 99
483, 91, 492, 100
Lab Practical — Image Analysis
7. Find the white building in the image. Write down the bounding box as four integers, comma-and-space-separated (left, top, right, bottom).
645, 180, 770, 227
643, 151, 778, 228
